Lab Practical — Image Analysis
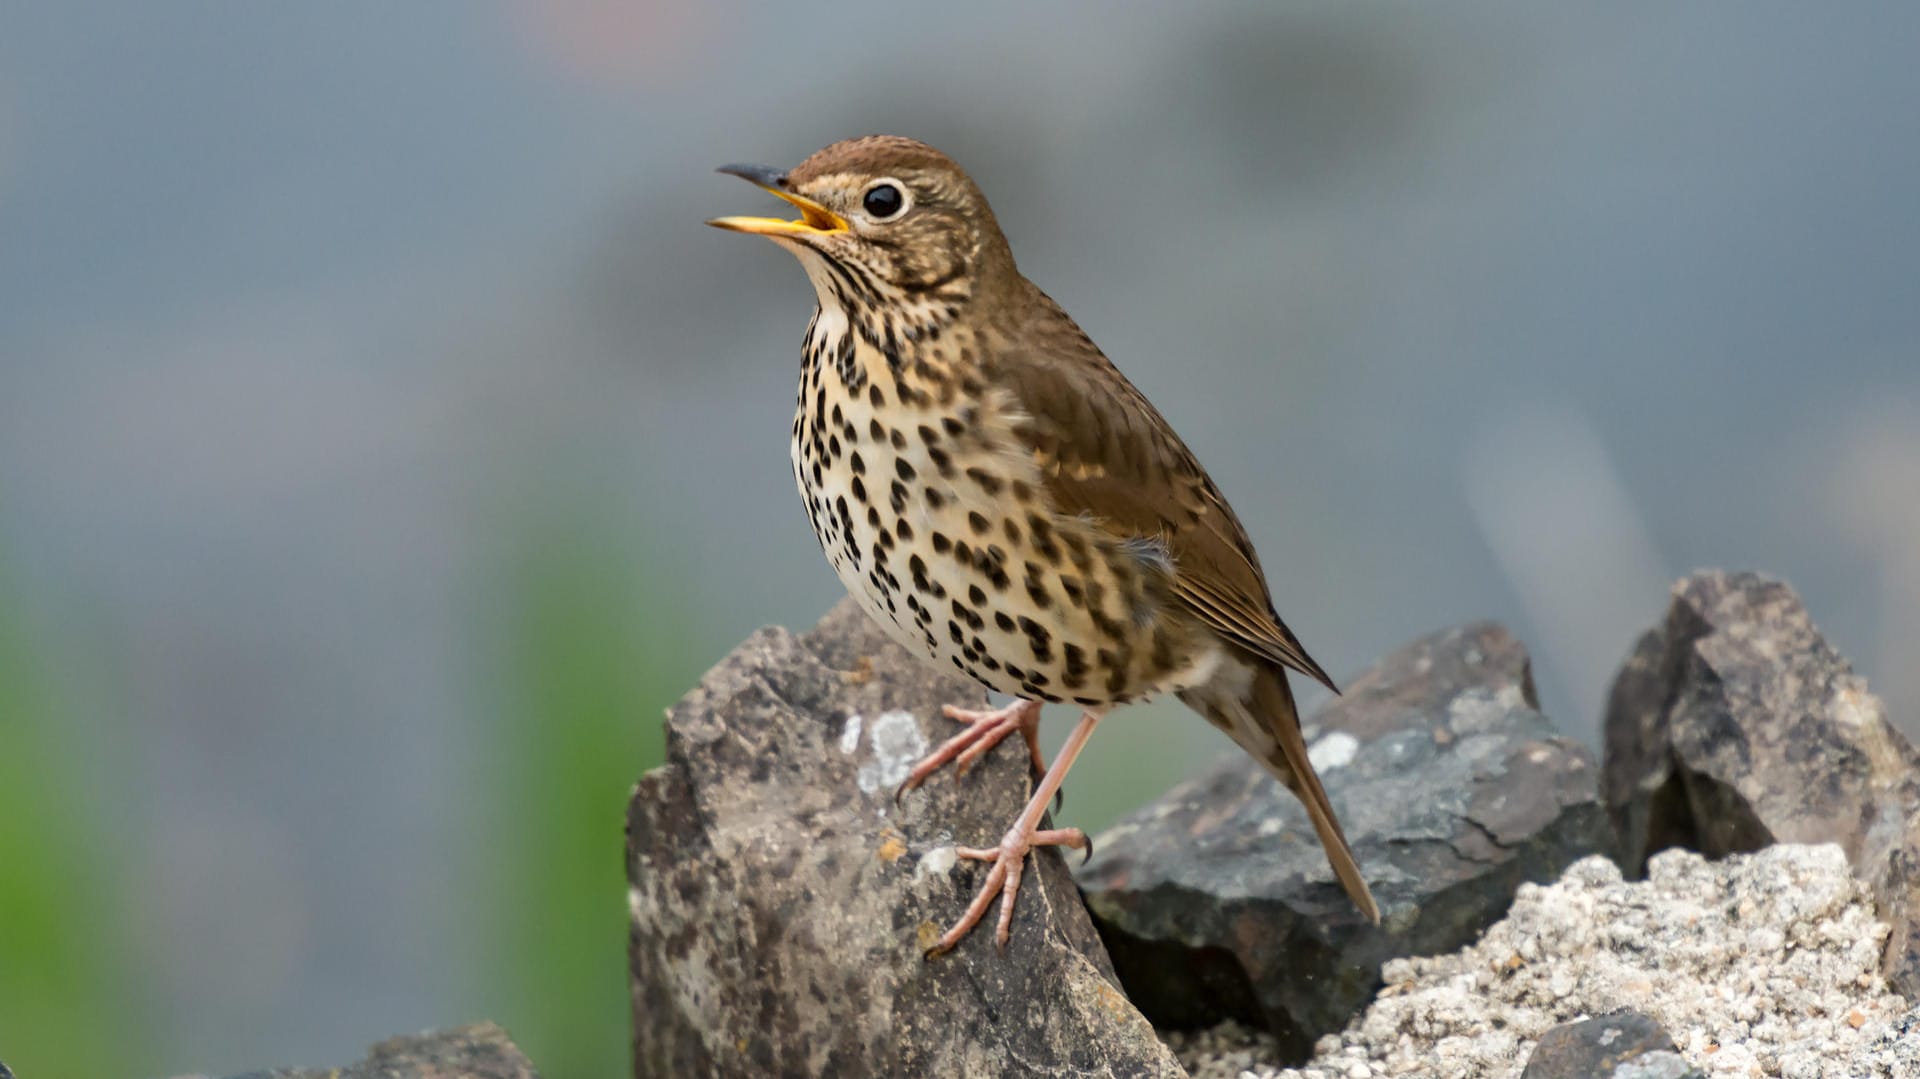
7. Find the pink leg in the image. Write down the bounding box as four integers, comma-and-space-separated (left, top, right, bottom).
894, 699, 1046, 803
925, 709, 1105, 957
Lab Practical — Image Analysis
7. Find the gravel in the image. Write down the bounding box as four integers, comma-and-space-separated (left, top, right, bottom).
1165, 844, 1918, 1078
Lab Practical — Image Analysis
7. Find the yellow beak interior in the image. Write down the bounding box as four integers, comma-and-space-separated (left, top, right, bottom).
708, 183, 848, 238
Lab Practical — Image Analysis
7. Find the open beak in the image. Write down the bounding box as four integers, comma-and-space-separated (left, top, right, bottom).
707, 163, 849, 238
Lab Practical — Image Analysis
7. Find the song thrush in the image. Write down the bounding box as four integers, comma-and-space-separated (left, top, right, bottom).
710, 136, 1379, 956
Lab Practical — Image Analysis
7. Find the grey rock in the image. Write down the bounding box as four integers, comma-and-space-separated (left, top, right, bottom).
626, 599, 1184, 1079
1602, 570, 1920, 993
1520, 1010, 1697, 1079
1078, 622, 1611, 1060
184, 1022, 539, 1079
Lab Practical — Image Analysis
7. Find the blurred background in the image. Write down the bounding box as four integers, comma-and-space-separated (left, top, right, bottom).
2, 2, 1917, 1076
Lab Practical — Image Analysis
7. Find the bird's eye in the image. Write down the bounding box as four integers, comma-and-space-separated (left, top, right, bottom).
862, 181, 908, 221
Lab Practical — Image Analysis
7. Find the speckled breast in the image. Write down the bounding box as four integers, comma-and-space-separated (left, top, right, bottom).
788, 307, 1208, 708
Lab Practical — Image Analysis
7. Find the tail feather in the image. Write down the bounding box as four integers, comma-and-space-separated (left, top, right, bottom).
1247, 665, 1380, 923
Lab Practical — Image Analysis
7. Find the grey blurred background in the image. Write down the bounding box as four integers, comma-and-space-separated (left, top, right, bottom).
2, 2, 1917, 1076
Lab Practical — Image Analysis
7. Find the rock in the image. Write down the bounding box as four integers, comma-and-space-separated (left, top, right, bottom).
1602, 570, 1920, 993
180, 1022, 539, 1079
1520, 1011, 1696, 1079
1079, 622, 1611, 1059
626, 599, 1184, 1079
1170, 845, 1917, 1079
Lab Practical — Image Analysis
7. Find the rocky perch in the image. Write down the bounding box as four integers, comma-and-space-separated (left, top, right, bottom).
631, 571, 1920, 1076
624, 600, 1182, 1077
134, 570, 1920, 1078
619, 570, 1920, 1077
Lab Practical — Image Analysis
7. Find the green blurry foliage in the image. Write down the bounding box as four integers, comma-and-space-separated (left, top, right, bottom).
473, 500, 701, 1079
0, 557, 139, 1079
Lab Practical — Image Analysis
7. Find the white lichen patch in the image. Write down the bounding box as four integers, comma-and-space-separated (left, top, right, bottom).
915, 844, 958, 882
1308, 731, 1360, 772
855, 709, 928, 794
839, 713, 864, 755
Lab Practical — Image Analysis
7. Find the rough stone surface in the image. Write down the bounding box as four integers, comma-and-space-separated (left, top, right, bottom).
1165, 845, 1917, 1079
1079, 623, 1611, 1058
627, 599, 1184, 1079
1519, 1011, 1694, 1078
1603, 570, 1920, 992
177, 1022, 539, 1079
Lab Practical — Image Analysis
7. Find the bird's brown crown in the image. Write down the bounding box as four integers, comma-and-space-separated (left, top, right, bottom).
711, 136, 1019, 324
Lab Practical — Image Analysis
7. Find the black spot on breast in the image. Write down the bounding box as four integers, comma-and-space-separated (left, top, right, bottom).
1062, 644, 1089, 690
869, 383, 885, 408
927, 446, 953, 476
851, 476, 867, 503
950, 598, 983, 631
895, 458, 916, 481
1060, 575, 1084, 607
1018, 616, 1053, 662
849, 451, 866, 475
889, 429, 908, 450
965, 467, 1003, 495
869, 419, 886, 441
931, 532, 952, 555
1027, 515, 1061, 563
1024, 575, 1052, 610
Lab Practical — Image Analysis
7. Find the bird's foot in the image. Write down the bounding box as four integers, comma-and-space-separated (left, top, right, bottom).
925, 823, 1088, 956
894, 699, 1045, 803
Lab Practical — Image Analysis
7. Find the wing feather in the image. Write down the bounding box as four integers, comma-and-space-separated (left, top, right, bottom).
985, 288, 1337, 692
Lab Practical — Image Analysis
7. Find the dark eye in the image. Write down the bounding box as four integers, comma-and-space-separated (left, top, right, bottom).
862, 182, 907, 221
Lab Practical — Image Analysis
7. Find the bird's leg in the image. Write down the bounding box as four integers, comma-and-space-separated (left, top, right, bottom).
895, 698, 1045, 802
925, 709, 1105, 957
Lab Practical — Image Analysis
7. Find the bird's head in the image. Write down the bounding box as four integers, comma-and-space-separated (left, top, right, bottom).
709, 136, 1015, 328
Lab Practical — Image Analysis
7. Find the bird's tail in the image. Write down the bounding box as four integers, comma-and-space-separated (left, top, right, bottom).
1243, 664, 1380, 923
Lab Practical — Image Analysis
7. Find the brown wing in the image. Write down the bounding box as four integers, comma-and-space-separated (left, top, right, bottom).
985, 290, 1337, 692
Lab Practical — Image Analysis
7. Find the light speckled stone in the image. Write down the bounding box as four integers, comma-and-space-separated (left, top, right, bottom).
1603, 570, 1920, 992
1168, 845, 1917, 1079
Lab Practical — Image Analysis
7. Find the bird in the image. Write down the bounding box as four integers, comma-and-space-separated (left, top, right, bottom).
709, 135, 1378, 956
